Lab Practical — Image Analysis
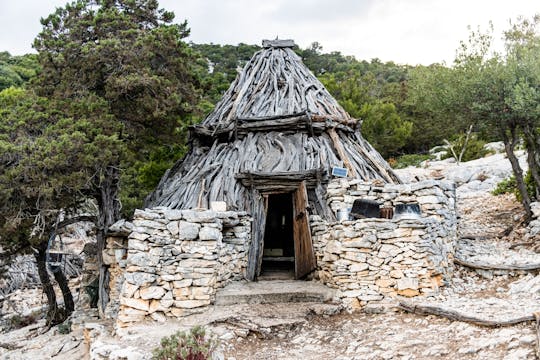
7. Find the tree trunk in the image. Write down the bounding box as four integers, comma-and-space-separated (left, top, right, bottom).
96, 165, 121, 317
52, 269, 74, 313
502, 126, 532, 220
522, 124, 540, 199
34, 241, 60, 325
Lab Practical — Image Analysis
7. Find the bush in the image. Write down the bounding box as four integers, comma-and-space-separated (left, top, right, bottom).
442, 133, 491, 163
390, 154, 433, 169
7, 312, 38, 331
492, 171, 536, 202
152, 326, 218, 360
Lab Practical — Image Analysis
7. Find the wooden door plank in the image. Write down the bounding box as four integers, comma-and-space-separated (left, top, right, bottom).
246, 189, 267, 280
293, 181, 317, 279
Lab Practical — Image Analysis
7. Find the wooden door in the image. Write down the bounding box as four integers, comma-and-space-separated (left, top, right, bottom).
293, 181, 317, 279
246, 190, 267, 280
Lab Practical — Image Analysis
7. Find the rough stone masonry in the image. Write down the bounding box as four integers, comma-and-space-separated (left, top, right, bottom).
110, 179, 457, 326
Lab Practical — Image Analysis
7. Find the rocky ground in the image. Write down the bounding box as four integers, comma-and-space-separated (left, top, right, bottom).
1, 147, 539, 359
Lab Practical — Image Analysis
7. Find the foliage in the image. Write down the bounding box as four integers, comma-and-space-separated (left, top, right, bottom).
32, 0, 203, 217
6, 312, 40, 331
441, 133, 491, 163
389, 154, 433, 169
191, 43, 260, 104
492, 171, 536, 202
152, 326, 218, 360
319, 67, 411, 157
0, 52, 40, 91
0, 87, 121, 242
359, 102, 412, 158
58, 320, 72, 334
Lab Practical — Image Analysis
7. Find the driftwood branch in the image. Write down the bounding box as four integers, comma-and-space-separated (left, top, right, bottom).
454, 257, 540, 271
399, 302, 535, 327
534, 312, 540, 360
327, 128, 356, 177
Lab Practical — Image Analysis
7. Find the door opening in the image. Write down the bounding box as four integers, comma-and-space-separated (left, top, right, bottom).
261, 193, 295, 279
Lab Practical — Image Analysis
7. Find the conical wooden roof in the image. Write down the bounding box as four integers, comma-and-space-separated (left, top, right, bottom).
146, 39, 400, 215
202, 39, 351, 129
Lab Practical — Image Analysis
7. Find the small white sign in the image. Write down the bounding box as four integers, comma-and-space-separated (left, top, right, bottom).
332, 166, 348, 178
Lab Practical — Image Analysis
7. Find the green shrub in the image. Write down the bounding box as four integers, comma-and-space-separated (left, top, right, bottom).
442, 133, 491, 163
7, 312, 38, 331
390, 154, 433, 169
492, 171, 536, 201
152, 326, 219, 360
58, 320, 72, 334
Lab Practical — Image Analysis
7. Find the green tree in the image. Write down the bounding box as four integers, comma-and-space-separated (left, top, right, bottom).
408, 16, 540, 220
0, 52, 40, 90
31, 0, 202, 314
0, 87, 121, 324
359, 102, 412, 158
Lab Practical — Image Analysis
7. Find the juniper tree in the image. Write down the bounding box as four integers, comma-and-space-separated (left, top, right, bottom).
30, 0, 201, 314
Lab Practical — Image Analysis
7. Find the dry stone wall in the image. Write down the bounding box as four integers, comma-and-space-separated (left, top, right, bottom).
312, 179, 457, 309
112, 178, 457, 325
115, 208, 250, 326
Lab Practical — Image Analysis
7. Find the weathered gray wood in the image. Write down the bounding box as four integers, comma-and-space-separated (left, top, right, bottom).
246, 189, 266, 280
535, 312, 540, 360
145, 42, 402, 220
454, 257, 540, 271
399, 302, 535, 327
262, 39, 296, 48
293, 181, 317, 279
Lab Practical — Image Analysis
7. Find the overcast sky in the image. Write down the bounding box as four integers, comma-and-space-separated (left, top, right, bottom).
1, 0, 539, 65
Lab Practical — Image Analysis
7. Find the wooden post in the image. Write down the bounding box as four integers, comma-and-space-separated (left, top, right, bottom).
328, 127, 356, 177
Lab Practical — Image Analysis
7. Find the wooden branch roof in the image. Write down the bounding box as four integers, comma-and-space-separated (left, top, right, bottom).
146, 40, 401, 214
201, 39, 354, 131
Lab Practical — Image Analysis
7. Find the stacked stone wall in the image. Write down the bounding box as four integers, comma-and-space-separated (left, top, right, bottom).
115, 208, 250, 326
312, 179, 457, 309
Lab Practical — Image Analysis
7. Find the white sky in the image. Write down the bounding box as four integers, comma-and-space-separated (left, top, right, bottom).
0, 0, 539, 65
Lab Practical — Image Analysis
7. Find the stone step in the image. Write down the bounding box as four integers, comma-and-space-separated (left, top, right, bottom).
215, 280, 336, 306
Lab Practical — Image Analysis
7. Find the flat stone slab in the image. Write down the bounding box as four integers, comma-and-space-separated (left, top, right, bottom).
215, 280, 336, 306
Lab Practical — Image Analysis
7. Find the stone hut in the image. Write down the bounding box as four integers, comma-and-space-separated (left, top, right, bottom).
111, 39, 457, 325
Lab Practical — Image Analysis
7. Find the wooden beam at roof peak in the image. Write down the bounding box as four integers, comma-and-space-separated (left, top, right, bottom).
262, 39, 296, 48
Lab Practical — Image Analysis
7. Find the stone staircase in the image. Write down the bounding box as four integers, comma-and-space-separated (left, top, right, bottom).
215, 280, 336, 306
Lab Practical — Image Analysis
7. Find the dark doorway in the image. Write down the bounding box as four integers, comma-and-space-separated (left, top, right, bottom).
261, 193, 295, 279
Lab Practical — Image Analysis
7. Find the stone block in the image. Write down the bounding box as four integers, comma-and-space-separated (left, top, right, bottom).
150, 311, 167, 322
173, 279, 193, 288
367, 257, 384, 267
179, 221, 200, 240
129, 252, 156, 267
164, 209, 183, 221
326, 240, 343, 254
139, 286, 166, 300
378, 244, 402, 258
121, 282, 139, 298
349, 263, 369, 272
183, 210, 217, 223
166, 221, 179, 236
129, 232, 150, 241
173, 287, 191, 299
396, 277, 419, 291
133, 219, 166, 230
120, 297, 149, 311
124, 272, 157, 287
397, 288, 420, 297
134, 209, 161, 220
117, 306, 147, 323
199, 226, 222, 241
128, 239, 148, 252
193, 277, 216, 286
